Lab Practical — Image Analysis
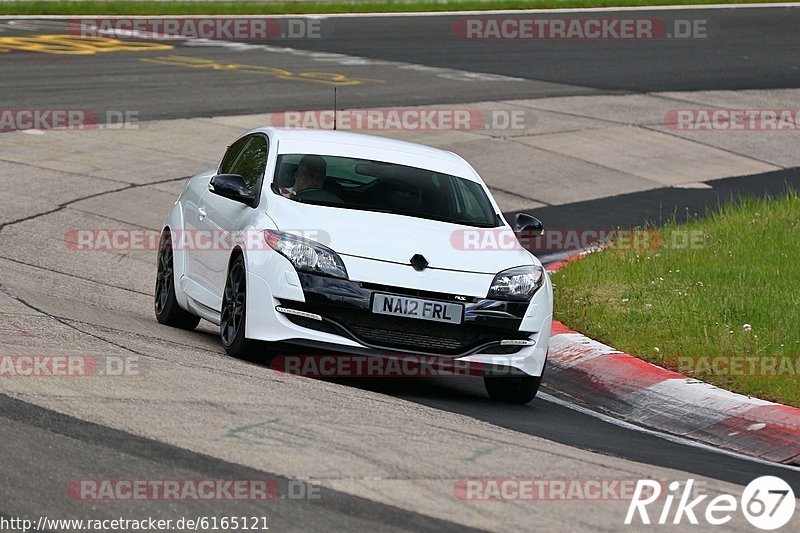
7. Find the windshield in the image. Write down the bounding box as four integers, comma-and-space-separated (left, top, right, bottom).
271, 153, 499, 227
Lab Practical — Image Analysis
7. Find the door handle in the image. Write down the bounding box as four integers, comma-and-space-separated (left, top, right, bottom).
198, 207, 207, 219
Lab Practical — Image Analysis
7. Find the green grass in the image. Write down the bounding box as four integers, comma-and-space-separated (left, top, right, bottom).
552, 192, 800, 407
0, 0, 791, 16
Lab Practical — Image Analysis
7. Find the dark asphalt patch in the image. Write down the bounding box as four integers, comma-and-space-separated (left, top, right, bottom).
280, 8, 800, 93
510, 167, 800, 261
0, 392, 483, 532
343, 377, 800, 493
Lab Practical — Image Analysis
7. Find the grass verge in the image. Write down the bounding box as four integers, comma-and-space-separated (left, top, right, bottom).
552, 191, 800, 407
0, 0, 792, 16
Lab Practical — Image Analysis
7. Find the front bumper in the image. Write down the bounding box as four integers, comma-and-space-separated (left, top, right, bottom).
283, 273, 537, 356
245, 267, 551, 377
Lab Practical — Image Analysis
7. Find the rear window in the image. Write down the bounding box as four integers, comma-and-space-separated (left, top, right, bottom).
271, 153, 498, 227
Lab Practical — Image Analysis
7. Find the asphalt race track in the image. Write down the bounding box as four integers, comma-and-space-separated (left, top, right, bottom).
1, 6, 799, 532
2, 7, 800, 120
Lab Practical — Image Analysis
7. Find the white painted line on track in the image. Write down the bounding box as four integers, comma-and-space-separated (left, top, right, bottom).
538, 391, 800, 474
53, 22, 528, 83
178, 38, 526, 81
3, 3, 800, 19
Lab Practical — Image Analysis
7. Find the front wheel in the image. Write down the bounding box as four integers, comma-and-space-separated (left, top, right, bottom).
484, 375, 542, 404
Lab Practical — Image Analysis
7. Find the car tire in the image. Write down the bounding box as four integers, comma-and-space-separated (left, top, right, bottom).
220, 254, 261, 359
155, 231, 201, 330
484, 375, 542, 404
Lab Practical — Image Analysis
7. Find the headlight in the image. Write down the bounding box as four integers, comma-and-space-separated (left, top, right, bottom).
487, 265, 544, 301
265, 230, 348, 279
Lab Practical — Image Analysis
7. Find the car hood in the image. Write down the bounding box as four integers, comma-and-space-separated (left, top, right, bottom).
268, 197, 538, 275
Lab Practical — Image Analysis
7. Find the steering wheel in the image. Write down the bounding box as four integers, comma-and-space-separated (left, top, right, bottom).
294, 187, 343, 204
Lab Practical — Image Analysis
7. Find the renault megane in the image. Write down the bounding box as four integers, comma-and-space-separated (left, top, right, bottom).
155, 127, 552, 403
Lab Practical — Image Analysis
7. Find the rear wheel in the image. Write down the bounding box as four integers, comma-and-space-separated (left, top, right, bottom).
154, 231, 200, 330
220, 255, 260, 359
484, 375, 542, 404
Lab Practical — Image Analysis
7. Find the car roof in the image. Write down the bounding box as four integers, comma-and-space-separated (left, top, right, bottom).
245, 127, 481, 181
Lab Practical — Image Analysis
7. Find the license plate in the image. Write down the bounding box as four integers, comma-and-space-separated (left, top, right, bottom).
372, 293, 463, 324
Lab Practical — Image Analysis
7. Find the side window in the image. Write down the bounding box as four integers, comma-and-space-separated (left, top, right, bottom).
218, 136, 249, 175
228, 136, 269, 192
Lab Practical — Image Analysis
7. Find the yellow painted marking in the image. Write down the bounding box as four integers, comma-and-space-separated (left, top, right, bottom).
140, 55, 384, 87
0, 35, 173, 55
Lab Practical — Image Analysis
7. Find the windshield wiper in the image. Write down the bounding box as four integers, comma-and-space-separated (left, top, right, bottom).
296, 202, 497, 227
400, 211, 496, 227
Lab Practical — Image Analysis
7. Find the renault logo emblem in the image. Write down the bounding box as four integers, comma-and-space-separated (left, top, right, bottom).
410, 254, 428, 271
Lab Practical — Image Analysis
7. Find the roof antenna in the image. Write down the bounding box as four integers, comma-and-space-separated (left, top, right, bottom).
333, 87, 337, 131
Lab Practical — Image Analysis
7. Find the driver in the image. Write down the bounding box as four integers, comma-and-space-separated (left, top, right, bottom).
293, 154, 327, 194
281, 155, 341, 203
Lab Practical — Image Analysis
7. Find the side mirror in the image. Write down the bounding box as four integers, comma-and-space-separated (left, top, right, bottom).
209, 174, 255, 207
514, 213, 544, 236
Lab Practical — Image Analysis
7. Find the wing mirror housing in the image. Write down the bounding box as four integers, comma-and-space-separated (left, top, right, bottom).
209, 174, 256, 207
514, 213, 544, 236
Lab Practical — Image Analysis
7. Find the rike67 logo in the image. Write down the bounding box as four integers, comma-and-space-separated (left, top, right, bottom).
626, 477, 795, 530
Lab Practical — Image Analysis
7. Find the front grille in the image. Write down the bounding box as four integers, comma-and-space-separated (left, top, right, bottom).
349, 325, 464, 351
279, 301, 529, 356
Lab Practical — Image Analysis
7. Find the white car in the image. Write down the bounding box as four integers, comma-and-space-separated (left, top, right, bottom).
155, 128, 552, 403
